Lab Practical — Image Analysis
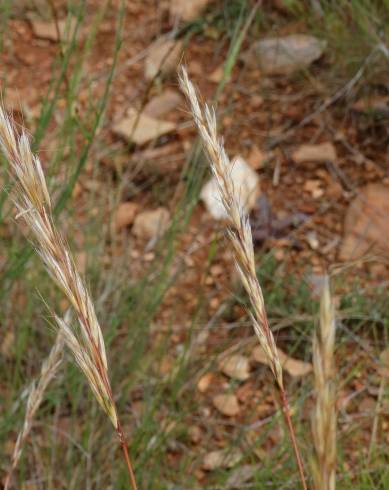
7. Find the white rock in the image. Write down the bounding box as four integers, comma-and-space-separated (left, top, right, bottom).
200, 156, 260, 220
170, 0, 210, 21
197, 372, 214, 393
248, 34, 326, 75
219, 354, 250, 381
212, 394, 240, 417
340, 184, 389, 260
203, 448, 243, 471
30, 16, 79, 42
253, 346, 312, 377
144, 38, 183, 80
144, 90, 182, 118
132, 207, 170, 240
306, 230, 319, 250
113, 108, 176, 146
292, 142, 337, 163
115, 202, 139, 230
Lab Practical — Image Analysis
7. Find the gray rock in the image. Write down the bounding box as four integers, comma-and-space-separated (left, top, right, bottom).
246, 34, 326, 75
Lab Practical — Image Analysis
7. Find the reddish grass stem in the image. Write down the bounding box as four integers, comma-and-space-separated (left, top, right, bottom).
280, 390, 308, 490
117, 422, 138, 490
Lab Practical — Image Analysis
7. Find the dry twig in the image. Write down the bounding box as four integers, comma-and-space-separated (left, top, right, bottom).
179, 66, 307, 490
0, 107, 137, 490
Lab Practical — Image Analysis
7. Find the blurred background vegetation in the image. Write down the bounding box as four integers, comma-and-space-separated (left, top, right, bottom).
0, 1, 388, 488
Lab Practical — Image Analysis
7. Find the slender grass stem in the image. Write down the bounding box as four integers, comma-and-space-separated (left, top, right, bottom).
117, 421, 138, 490
280, 390, 308, 490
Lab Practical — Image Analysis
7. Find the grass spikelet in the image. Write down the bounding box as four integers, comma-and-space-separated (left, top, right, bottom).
312, 276, 337, 490
4, 331, 64, 490
0, 107, 138, 490
179, 66, 307, 490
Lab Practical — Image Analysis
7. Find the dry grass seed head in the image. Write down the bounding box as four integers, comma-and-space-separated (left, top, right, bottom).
179, 67, 308, 490
179, 67, 283, 389
312, 276, 337, 490
0, 107, 116, 428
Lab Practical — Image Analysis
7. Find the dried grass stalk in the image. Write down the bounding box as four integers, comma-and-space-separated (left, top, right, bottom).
4, 332, 64, 490
312, 276, 337, 490
179, 67, 307, 490
0, 107, 137, 490
4, 331, 64, 490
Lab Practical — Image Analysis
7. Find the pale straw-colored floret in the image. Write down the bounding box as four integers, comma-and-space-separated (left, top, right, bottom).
54, 315, 117, 427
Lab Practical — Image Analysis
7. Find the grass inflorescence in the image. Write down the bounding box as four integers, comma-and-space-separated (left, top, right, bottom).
0, 106, 137, 488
